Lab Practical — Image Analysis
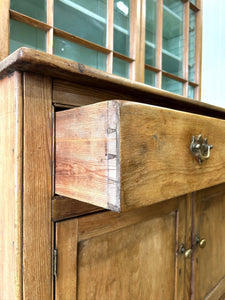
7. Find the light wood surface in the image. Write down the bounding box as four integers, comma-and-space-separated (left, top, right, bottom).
10, 10, 51, 31
0, 72, 23, 300
1, 48, 223, 119
176, 194, 192, 300
23, 73, 52, 299
156, 0, 163, 88
52, 196, 103, 221
78, 198, 179, 242
193, 183, 225, 299
55, 101, 120, 211
77, 207, 177, 299
0, 0, 10, 60
55, 100, 225, 211
55, 219, 78, 300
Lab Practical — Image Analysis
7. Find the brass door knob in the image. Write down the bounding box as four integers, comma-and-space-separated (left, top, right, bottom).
184, 249, 192, 258
195, 235, 207, 249
199, 239, 207, 248
179, 243, 192, 259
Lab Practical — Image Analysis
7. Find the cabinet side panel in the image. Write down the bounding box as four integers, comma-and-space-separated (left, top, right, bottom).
23, 73, 52, 299
55, 219, 78, 300
0, 72, 23, 300
55, 101, 116, 210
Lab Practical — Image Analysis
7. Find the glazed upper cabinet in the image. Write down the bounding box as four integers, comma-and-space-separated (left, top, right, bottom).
0, 0, 201, 99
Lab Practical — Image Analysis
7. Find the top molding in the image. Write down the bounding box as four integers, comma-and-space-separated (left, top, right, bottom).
0, 47, 225, 119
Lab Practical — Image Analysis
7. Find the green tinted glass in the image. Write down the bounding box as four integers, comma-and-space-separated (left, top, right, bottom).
113, 57, 129, 78
10, 0, 46, 22
189, 9, 196, 82
114, 0, 130, 56
54, 0, 107, 47
53, 36, 106, 71
162, 0, 184, 77
188, 85, 195, 99
145, 0, 157, 66
145, 69, 156, 87
10, 19, 46, 53
190, 0, 196, 5
162, 76, 183, 95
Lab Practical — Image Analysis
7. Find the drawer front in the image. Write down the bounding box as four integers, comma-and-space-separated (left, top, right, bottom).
55, 100, 225, 212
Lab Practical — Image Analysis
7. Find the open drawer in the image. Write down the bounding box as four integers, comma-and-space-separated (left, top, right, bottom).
55, 100, 225, 212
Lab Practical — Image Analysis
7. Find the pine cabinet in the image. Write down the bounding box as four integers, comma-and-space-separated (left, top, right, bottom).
0, 48, 225, 300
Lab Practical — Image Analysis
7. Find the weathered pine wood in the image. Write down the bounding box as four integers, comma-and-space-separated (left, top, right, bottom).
78, 197, 179, 242
204, 276, 225, 300
193, 183, 225, 299
0, 48, 221, 119
10, 10, 51, 32
156, 0, 163, 88
53, 79, 135, 107
0, 0, 10, 60
56, 100, 225, 212
176, 194, 192, 300
0, 72, 23, 300
52, 196, 103, 221
55, 219, 78, 300
77, 208, 177, 299
23, 73, 52, 299
55, 101, 120, 211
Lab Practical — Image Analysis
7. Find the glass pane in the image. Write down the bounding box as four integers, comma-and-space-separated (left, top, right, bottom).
190, 0, 196, 5
10, 19, 46, 53
145, 0, 157, 66
114, 0, 130, 56
54, 0, 107, 47
188, 85, 195, 99
162, 76, 183, 95
53, 36, 106, 71
189, 9, 196, 82
113, 57, 129, 78
10, 0, 46, 22
162, 0, 184, 77
145, 69, 156, 86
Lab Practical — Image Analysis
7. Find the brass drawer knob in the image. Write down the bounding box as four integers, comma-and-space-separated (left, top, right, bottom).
190, 135, 213, 164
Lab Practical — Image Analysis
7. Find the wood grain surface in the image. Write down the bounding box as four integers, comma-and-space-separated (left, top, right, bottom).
0, 0, 10, 60
77, 209, 177, 300
193, 183, 225, 299
55, 101, 120, 211
1, 48, 225, 119
52, 196, 103, 221
56, 100, 225, 211
23, 73, 52, 299
0, 72, 23, 300
55, 219, 78, 300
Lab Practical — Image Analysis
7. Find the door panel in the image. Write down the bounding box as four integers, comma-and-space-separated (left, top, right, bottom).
55, 195, 192, 300
193, 183, 225, 299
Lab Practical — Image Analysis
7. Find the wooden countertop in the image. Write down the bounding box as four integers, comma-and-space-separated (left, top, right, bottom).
0, 47, 225, 119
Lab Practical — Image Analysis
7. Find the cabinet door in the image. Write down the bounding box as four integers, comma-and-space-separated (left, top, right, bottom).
54, 195, 192, 300
193, 183, 225, 299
